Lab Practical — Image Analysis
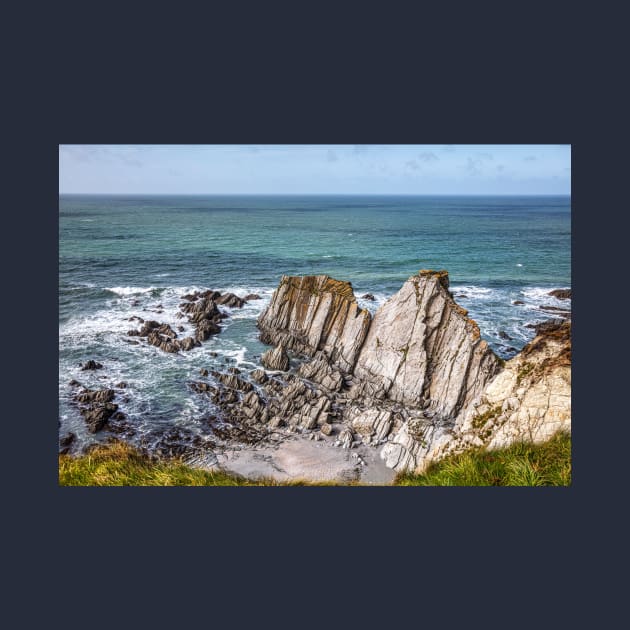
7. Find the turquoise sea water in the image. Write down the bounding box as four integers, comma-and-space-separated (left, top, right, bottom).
59, 195, 571, 452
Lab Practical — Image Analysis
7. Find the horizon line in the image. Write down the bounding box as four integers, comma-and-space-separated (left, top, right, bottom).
59, 192, 572, 197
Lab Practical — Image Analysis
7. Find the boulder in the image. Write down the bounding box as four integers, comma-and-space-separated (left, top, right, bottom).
361, 293, 375, 301
244, 293, 261, 301
80, 360, 103, 371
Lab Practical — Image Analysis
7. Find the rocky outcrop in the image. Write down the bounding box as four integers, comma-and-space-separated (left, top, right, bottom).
257, 275, 371, 373
183, 271, 571, 477
352, 270, 501, 420
73, 387, 120, 433
261, 344, 290, 371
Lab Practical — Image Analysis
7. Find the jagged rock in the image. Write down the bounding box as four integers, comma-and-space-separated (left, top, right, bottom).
353, 270, 501, 417
261, 344, 290, 371
244, 293, 261, 301
498, 330, 512, 340
210, 370, 253, 392
382, 320, 572, 473
361, 293, 375, 301
68, 379, 81, 387
548, 288, 571, 300
250, 368, 268, 384
200, 368, 209, 377
296, 351, 343, 391
180, 337, 199, 351
80, 360, 103, 371
75, 388, 115, 404
195, 319, 221, 341
215, 293, 246, 308
257, 275, 371, 373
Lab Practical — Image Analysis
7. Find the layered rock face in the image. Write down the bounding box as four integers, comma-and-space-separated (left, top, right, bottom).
190, 271, 571, 477
257, 275, 371, 373
352, 270, 501, 419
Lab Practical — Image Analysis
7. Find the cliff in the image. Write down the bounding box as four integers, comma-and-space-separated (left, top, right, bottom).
201, 271, 573, 476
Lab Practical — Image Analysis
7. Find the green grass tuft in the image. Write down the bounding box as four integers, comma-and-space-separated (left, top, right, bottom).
394, 431, 571, 486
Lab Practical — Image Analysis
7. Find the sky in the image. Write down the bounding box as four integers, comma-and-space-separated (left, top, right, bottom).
59, 145, 571, 195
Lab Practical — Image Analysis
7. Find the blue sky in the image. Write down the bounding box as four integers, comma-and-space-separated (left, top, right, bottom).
59, 145, 571, 195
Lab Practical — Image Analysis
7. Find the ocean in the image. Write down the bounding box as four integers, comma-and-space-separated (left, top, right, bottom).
59, 194, 571, 452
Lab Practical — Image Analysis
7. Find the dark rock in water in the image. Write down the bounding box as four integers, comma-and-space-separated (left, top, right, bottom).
209, 352, 218, 357
215, 293, 246, 308
227, 367, 241, 375
498, 330, 513, 341
539, 305, 571, 315
512, 300, 525, 305
200, 368, 209, 377
456, 293, 468, 299
179, 337, 198, 351
59, 432, 75, 449
177, 325, 185, 332
128, 316, 144, 323
116, 382, 127, 389
68, 379, 81, 387
123, 338, 140, 345
131, 299, 139, 306
80, 360, 103, 371
195, 318, 221, 341
361, 293, 375, 301
155, 303, 163, 309
75, 388, 115, 404
244, 293, 261, 301
548, 288, 571, 300
83, 402, 118, 433
261, 344, 290, 371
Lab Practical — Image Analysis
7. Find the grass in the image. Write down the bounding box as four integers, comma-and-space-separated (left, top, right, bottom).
59, 433, 571, 487
395, 431, 571, 486
58, 441, 342, 486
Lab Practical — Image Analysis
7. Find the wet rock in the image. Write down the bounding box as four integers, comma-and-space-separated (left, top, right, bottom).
80, 360, 103, 371
178, 325, 185, 332
59, 432, 76, 450
250, 368, 268, 384
244, 293, 261, 301
498, 330, 512, 340
200, 368, 209, 377
215, 293, 246, 308
75, 388, 115, 404
83, 402, 118, 433
261, 344, 290, 371
68, 379, 81, 387
548, 288, 571, 300
512, 300, 525, 305
361, 293, 375, 301
116, 382, 127, 389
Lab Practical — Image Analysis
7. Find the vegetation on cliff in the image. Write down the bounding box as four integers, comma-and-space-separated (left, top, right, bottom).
59, 432, 570, 486
395, 430, 571, 486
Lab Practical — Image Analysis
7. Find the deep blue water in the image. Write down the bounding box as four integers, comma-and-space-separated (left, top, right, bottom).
59, 195, 571, 451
